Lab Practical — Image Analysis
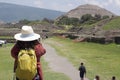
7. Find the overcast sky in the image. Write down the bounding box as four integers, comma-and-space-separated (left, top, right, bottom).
0, 0, 120, 15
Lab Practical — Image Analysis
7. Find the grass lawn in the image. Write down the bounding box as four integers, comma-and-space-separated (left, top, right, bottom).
103, 17, 120, 30
44, 37, 120, 80
0, 43, 70, 80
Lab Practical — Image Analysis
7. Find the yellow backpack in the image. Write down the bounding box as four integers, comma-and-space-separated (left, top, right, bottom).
16, 49, 37, 80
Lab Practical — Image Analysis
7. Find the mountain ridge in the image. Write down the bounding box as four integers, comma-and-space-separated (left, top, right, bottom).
0, 2, 65, 22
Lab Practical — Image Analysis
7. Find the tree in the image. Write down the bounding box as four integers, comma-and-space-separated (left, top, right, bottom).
94, 14, 101, 21
42, 18, 54, 24
102, 15, 109, 19
19, 19, 31, 24
69, 18, 79, 26
56, 16, 80, 26
80, 14, 93, 23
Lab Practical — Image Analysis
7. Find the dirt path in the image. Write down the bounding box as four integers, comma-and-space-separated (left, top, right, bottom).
43, 44, 89, 80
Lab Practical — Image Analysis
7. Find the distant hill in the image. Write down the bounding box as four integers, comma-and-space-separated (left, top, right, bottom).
0, 2, 65, 22
58, 4, 116, 19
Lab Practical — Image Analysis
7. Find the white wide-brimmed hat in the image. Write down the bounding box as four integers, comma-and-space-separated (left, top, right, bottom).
14, 25, 40, 41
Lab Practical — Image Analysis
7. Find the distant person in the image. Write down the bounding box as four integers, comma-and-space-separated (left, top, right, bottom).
78, 62, 86, 80
112, 76, 116, 80
94, 75, 100, 80
11, 25, 46, 80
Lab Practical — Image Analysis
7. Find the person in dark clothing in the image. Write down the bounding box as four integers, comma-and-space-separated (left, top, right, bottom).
112, 76, 116, 80
78, 62, 86, 80
94, 75, 100, 80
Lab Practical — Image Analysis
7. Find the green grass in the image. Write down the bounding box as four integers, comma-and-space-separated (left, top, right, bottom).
0, 36, 13, 39
0, 44, 14, 80
0, 43, 70, 80
103, 17, 120, 30
81, 17, 120, 30
44, 37, 120, 80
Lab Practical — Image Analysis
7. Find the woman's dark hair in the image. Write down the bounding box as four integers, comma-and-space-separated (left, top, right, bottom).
16, 40, 39, 49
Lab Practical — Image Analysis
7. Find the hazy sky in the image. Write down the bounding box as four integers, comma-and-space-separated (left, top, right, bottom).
0, 0, 120, 15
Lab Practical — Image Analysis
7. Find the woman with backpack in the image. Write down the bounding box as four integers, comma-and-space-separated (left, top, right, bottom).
11, 25, 46, 80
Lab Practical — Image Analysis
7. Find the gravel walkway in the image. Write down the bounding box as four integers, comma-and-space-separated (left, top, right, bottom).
43, 44, 89, 80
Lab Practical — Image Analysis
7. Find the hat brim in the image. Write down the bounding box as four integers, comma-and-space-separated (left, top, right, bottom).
14, 33, 40, 41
